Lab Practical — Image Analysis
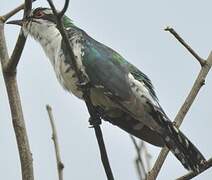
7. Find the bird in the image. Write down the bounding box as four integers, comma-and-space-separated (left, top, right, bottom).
7, 7, 206, 172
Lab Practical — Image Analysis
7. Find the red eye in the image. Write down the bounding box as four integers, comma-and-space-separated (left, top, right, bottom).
34, 11, 44, 18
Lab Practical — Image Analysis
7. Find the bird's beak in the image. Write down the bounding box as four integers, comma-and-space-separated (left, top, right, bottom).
6, 19, 24, 26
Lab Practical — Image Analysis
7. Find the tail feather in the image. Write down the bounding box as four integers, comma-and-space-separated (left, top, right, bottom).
149, 104, 206, 172
162, 121, 206, 172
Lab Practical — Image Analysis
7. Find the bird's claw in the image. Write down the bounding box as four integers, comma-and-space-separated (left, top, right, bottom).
89, 116, 101, 127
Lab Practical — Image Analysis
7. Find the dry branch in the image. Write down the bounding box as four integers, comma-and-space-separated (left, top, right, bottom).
164, 27, 205, 66
131, 136, 152, 180
147, 27, 212, 180
46, 0, 114, 179
130, 136, 147, 180
46, 105, 64, 180
5, 0, 36, 72
2, 4, 24, 22
0, 2, 34, 180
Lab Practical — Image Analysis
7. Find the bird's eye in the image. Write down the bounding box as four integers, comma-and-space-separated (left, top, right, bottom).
34, 11, 44, 18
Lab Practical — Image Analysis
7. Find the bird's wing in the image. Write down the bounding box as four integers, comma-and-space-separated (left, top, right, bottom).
82, 34, 132, 100
82, 33, 157, 100
80, 33, 166, 128
61, 28, 206, 171
62, 26, 165, 130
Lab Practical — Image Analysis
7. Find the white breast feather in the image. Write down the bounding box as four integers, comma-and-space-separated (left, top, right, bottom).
57, 34, 88, 98
25, 22, 86, 98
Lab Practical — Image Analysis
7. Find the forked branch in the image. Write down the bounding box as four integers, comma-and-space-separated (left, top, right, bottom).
147, 27, 212, 180
0, 1, 35, 180
5, 0, 36, 72
130, 136, 151, 180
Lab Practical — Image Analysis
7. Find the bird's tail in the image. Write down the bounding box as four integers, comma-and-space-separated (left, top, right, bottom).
161, 121, 206, 172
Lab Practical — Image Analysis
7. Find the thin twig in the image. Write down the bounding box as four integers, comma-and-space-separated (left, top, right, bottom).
142, 142, 152, 171
164, 27, 205, 66
147, 32, 212, 179
46, 105, 64, 180
5, 0, 35, 72
0, 0, 35, 22
46, 0, 114, 179
177, 158, 212, 180
2, 4, 24, 22
0, 18, 34, 180
24, 0, 34, 18
58, 0, 69, 18
147, 52, 212, 180
130, 136, 146, 180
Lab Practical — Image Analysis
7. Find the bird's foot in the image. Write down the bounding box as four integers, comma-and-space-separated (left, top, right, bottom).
89, 116, 102, 127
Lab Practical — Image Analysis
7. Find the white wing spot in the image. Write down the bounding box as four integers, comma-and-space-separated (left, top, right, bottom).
174, 148, 180, 154
173, 126, 179, 133
133, 123, 144, 130
184, 139, 189, 148
178, 134, 183, 143
165, 136, 170, 142
181, 158, 186, 164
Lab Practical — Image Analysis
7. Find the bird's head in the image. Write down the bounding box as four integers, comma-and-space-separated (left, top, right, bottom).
7, 7, 74, 41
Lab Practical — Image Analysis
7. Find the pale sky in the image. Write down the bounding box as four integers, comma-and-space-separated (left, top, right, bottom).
1, 0, 212, 180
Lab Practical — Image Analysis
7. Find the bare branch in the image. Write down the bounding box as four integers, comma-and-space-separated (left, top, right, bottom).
177, 158, 212, 180
46, 0, 69, 18
59, 0, 70, 18
130, 136, 146, 180
2, 4, 24, 22
142, 142, 152, 171
164, 27, 205, 66
46, 0, 114, 179
46, 0, 59, 15
5, 0, 35, 72
131, 136, 152, 180
147, 147, 168, 180
0, 21, 34, 180
46, 105, 64, 180
147, 51, 212, 179
135, 159, 143, 180
6, 34, 26, 72
0, 0, 36, 22
24, 0, 34, 18
0, 2, 36, 179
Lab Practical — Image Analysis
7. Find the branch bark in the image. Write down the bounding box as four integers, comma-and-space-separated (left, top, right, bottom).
5, 0, 35, 72
147, 27, 212, 180
131, 136, 152, 180
46, 105, 64, 180
130, 136, 147, 180
2, 4, 24, 22
164, 27, 205, 66
0, 23, 34, 180
46, 0, 114, 179
0, 2, 35, 180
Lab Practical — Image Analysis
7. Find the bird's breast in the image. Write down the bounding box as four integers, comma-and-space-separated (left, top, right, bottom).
55, 50, 84, 98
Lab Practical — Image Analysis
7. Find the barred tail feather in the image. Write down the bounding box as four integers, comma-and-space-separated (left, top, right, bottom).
162, 121, 206, 172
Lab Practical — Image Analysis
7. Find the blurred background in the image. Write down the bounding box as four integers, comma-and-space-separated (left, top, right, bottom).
1, 0, 212, 179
